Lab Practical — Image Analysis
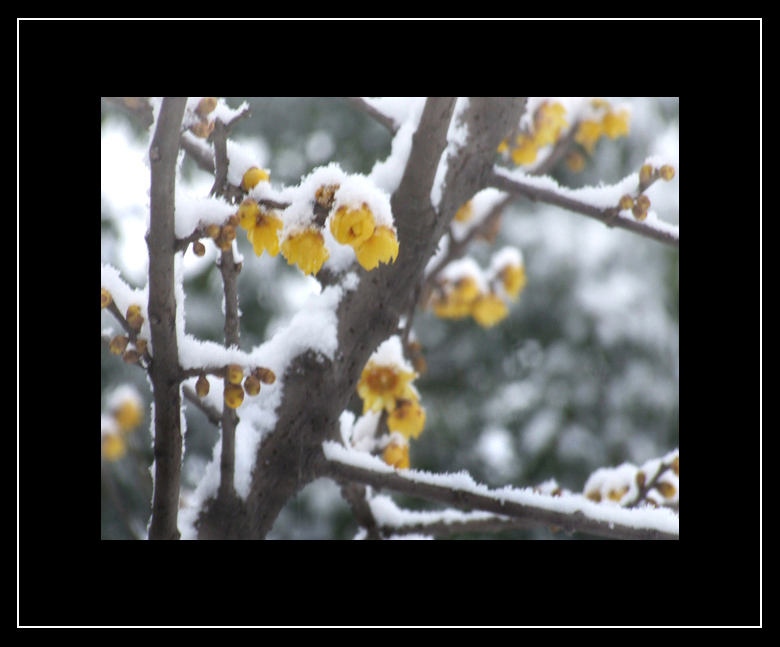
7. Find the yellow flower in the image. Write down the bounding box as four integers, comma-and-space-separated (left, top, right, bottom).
454, 201, 474, 223
102, 433, 126, 461
280, 228, 330, 275
383, 439, 410, 470
241, 167, 270, 191
388, 399, 426, 439
330, 204, 376, 248
115, 399, 143, 433
247, 212, 283, 257
471, 293, 509, 327
501, 265, 527, 301
357, 362, 417, 414
575, 120, 603, 153
354, 226, 399, 271
533, 102, 568, 147
601, 110, 630, 139
238, 198, 261, 230
511, 134, 538, 165
431, 277, 480, 320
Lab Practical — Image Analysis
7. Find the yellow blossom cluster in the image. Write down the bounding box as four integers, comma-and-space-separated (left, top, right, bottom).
499, 101, 568, 166
356, 353, 426, 470
429, 255, 526, 329
101, 388, 144, 462
189, 97, 218, 139
330, 203, 399, 271
575, 99, 630, 154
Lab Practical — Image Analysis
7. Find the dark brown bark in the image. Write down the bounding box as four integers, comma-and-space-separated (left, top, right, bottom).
147, 97, 187, 540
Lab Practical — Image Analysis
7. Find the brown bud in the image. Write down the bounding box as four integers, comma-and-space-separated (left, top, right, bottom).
255, 367, 276, 384
659, 165, 675, 181
196, 97, 218, 117
226, 364, 244, 385
109, 335, 129, 355
190, 120, 215, 139
195, 375, 210, 397
227, 214, 240, 229
123, 349, 141, 364
193, 241, 206, 257
205, 224, 221, 240
636, 471, 646, 489
222, 224, 237, 242
635, 194, 651, 211
244, 374, 261, 396
134, 338, 148, 355
655, 481, 676, 498
639, 164, 654, 184
585, 490, 602, 503
671, 455, 679, 476
101, 288, 112, 309
619, 194, 635, 211
126, 305, 144, 332
632, 205, 648, 221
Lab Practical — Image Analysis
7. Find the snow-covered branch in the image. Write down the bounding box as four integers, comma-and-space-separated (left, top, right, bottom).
319, 442, 679, 541
489, 167, 680, 248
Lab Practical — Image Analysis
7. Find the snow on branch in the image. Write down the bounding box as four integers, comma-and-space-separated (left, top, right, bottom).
320, 442, 679, 540
490, 166, 679, 249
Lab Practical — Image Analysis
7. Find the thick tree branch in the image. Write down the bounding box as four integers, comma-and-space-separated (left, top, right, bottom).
489, 168, 680, 248
146, 97, 187, 541
317, 448, 679, 541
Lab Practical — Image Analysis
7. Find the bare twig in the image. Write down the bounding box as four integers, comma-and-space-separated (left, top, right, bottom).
340, 483, 382, 540
182, 385, 221, 427
146, 97, 187, 541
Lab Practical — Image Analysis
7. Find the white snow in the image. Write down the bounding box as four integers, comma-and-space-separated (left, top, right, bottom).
431, 97, 470, 210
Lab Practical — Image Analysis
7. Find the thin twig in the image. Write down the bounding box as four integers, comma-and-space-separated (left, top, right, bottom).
489, 169, 680, 248
342, 97, 399, 133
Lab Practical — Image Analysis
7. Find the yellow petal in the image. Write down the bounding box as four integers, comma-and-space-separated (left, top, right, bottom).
354, 227, 398, 271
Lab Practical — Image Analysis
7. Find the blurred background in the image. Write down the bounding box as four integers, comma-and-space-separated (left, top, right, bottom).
101, 97, 679, 539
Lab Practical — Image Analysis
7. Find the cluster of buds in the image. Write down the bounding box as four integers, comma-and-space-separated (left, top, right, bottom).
575, 98, 631, 154
639, 162, 676, 191
194, 364, 276, 410
103, 293, 150, 364
583, 451, 679, 508
356, 337, 425, 469
619, 193, 652, 221
189, 97, 218, 139
204, 215, 240, 252
429, 250, 526, 328
101, 386, 144, 462
499, 101, 568, 166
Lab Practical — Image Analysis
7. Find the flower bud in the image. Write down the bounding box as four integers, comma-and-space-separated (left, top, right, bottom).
659, 165, 675, 181
255, 367, 276, 384
195, 375, 210, 397
227, 214, 240, 229
671, 455, 679, 476
315, 184, 340, 210
101, 288, 112, 309
565, 151, 585, 172
192, 241, 206, 257
241, 167, 270, 192
224, 383, 244, 409
109, 335, 129, 355
639, 164, 654, 184
196, 97, 218, 117
226, 364, 244, 385
123, 349, 141, 364
244, 374, 261, 396
126, 305, 144, 332
636, 471, 646, 489
619, 194, 635, 211
190, 120, 215, 138
134, 338, 148, 355
635, 194, 651, 211
222, 224, 237, 242
205, 224, 221, 240
655, 481, 676, 498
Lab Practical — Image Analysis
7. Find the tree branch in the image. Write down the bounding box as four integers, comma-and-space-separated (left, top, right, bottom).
489, 168, 680, 249
146, 97, 187, 541
318, 445, 679, 541
342, 97, 399, 133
